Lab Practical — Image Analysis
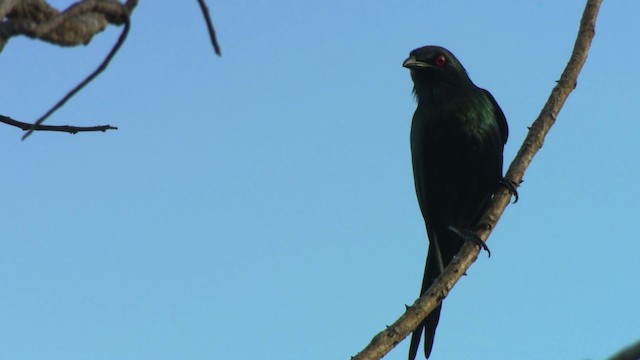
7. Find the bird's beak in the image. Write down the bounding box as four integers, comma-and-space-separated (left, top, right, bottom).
403, 56, 431, 70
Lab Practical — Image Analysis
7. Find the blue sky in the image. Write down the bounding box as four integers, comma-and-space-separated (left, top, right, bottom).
1, 1, 639, 359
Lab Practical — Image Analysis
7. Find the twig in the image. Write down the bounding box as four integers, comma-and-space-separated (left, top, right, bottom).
352, 0, 603, 359
21, 2, 131, 140
196, 0, 221, 56
1, 114, 117, 134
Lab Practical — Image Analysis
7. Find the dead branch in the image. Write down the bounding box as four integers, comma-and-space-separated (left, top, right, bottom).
1, 0, 137, 138
20, 3, 131, 139
0, 0, 137, 51
197, 0, 221, 56
1, 114, 117, 134
2, 0, 221, 138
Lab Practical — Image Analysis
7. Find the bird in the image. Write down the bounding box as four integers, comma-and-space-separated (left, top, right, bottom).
403, 46, 509, 359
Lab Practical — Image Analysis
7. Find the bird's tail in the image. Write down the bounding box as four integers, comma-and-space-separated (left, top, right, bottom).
409, 304, 442, 360
408, 241, 445, 360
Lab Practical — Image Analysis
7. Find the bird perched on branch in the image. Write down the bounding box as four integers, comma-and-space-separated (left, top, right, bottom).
403, 46, 509, 359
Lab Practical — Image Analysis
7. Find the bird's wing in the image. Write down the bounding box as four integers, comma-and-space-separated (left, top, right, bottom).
481, 89, 508, 145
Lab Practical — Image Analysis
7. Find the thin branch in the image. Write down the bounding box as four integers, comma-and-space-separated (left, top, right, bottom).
21, 2, 131, 140
197, 0, 221, 56
352, 0, 603, 359
1, 114, 117, 134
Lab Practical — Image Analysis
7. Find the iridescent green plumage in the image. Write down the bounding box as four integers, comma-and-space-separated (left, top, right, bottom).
404, 46, 508, 359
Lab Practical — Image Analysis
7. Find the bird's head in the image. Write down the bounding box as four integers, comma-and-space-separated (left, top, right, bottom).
403, 46, 471, 92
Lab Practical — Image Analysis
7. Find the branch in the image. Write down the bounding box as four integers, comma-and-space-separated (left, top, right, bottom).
1, 114, 117, 134
20, 2, 132, 140
1, 0, 137, 139
352, 1, 603, 359
196, 0, 221, 56
609, 340, 640, 360
0, 0, 137, 51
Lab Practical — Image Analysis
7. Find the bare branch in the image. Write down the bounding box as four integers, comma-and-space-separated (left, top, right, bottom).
21, 6, 131, 140
352, 0, 603, 359
1, 0, 138, 139
1, 114, 117, 134
197, 0, 221, 56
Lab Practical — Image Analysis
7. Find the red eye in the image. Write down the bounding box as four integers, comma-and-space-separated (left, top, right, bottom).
435, 55, 447, 67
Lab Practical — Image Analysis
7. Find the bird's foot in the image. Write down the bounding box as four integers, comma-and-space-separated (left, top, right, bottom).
448, 225, 491, 257
498, 177, 520, 203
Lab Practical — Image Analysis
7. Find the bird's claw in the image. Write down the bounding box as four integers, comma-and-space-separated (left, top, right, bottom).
498, 177, 520, 203
447, 225, 491, 257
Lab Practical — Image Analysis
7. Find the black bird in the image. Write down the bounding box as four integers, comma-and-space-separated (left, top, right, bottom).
403, 46, 509, 359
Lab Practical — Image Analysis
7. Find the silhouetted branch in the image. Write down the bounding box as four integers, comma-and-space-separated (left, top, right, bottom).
0, 0, 137, 139
352, 0, 603, 359
609, 340, 640, 360
21, 6, 131, 140
1, 114, 117, 134
197, 0, 221, 56
2, 0, 222, 139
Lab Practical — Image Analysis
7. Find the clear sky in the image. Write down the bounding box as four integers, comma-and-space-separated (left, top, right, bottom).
1, 1, 639, 359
